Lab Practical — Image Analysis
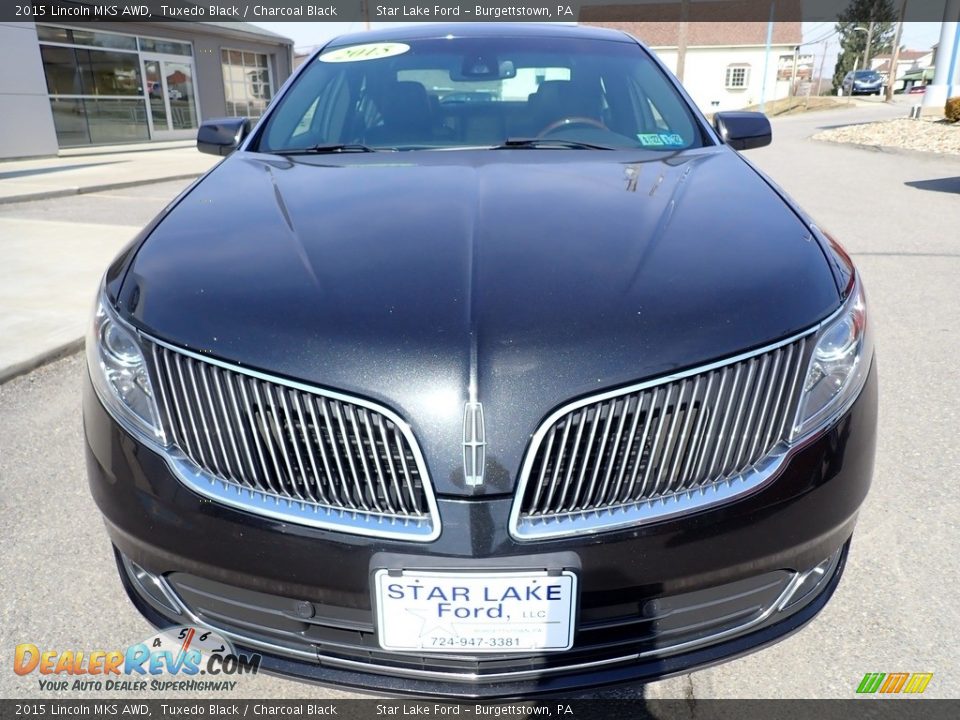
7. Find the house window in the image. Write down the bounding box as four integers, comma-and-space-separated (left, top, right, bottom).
725, 65, 750, 90
222, 49, 274, 118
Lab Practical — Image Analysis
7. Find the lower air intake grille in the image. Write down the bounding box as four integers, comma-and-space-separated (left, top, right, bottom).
512, 334, 812, 539
148, 340, 439, 541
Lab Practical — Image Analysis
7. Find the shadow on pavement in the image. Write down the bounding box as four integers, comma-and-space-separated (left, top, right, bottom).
0, 160, 124, 180
905, 177, 960, 194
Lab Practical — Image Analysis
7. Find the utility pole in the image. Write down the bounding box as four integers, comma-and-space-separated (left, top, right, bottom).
809, 37, 829, 108
886, 0, 908, 101
675, 0, 689, 83
789, 44, 800, 100
863, 20, 876, 69
759, 0, 776, 112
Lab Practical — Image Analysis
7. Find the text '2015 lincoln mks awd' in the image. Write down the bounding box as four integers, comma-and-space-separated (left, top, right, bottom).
84, 24, 877, 697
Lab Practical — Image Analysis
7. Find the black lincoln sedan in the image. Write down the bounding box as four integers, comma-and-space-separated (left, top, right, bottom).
84, 24, 876, 697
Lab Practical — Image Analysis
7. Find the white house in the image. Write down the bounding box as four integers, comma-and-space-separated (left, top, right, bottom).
870, 48, 936, 89
582, 2, 803, 113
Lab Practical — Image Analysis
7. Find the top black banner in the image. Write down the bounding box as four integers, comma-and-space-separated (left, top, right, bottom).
2, 0, 955, 24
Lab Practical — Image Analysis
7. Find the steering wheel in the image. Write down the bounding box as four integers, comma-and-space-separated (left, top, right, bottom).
537, 116, 608, 138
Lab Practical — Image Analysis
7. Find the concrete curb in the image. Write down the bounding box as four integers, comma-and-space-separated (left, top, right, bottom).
0, 172, 203, 206
809, 137, 960, 161
0, 337, 84, 386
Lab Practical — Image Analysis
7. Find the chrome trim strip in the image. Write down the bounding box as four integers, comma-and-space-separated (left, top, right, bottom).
509, 323, 827, 542
142, 334, 441, 542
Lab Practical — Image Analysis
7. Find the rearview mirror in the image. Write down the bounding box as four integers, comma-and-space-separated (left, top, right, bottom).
452, 55, 516, 81
197, 117, 250, 156
713, 112, 772, 151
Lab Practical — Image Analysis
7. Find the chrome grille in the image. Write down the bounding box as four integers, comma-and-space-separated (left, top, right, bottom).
148, 340, 439, 541
511, 334, 812, 539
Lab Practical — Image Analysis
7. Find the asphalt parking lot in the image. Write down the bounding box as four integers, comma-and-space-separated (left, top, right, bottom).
1, 103, 958, 700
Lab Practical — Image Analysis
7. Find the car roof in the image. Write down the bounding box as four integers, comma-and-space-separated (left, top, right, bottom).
324, 22, 636, 49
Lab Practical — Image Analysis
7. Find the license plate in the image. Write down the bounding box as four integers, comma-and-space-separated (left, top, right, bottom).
374, 569, 577, 653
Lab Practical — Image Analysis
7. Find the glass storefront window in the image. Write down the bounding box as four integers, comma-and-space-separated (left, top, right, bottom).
37, 25, 200, 146
221, 49, 274, 119
36, 25, 70, 43
82, 49, 142, 95
138, 38, 192, 56
49, 98, 148, 145
37, 24, 137, 51
71, 29, 138, 51
84, 99, 150, 143
49, 98, 88, 146
41, 46, 142, 96
41, 45, 83, 95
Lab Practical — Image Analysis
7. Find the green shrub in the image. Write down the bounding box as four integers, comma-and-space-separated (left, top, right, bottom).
946, 97, 960, 123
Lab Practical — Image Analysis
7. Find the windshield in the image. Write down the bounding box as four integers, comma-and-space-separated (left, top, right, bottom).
257, 36, 706, 153
855, 70, 880, 79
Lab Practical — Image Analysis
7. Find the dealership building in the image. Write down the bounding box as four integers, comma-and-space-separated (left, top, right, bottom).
0, 20, 294, 159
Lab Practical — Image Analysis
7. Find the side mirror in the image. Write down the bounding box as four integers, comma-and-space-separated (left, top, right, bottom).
197, 117, 250, 156
713, 111, 772, 151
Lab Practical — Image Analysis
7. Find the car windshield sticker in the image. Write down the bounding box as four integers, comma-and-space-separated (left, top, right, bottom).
319, 43, 410, 63
638, 133, 665, 147
638, 133, 686, 148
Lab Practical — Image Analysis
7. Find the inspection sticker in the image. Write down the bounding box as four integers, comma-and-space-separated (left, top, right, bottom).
637, 133, 665, 146
319, 43, 410, 63
659, 133, 686, 146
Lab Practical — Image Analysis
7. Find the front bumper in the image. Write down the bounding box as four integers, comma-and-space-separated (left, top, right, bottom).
84, 362, 877, 697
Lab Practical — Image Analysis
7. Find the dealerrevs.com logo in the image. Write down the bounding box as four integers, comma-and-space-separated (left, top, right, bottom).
14, 626, 260, 692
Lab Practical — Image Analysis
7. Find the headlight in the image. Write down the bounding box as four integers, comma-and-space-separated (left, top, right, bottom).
792, 275, 872, 439
86, 287, 165, 444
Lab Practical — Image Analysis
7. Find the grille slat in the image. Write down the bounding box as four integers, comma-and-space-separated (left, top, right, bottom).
150, 341, 436, 538
316, 397, 354, 508
597, 396, 631, 505
678, 372, 714, 487
643, 383, 673, 499
528, 425, 556, 513
609, 394, 644, 504
287, 389, 325, 505
515, 336, 811, 536
778, 343, 807, 441
583, 397, 618, 509
732, 358, 763, 473
392, 422, 422, 515
207, 366, 244, 485
562, 408, 592, 512
543, 415, 574, 512
750, 349, 783, 463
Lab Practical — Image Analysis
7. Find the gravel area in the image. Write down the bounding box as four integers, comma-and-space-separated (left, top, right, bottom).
812, 117, 960, 155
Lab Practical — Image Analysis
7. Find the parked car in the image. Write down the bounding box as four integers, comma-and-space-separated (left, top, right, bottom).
85, 24, 876, 697
842, 69, 884, 96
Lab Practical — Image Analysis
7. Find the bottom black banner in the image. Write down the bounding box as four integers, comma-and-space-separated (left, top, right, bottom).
1, 700, 958, 720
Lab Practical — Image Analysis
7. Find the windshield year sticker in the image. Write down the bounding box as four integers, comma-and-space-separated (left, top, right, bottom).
638, 133, 685, 147
319, 43, 410, 63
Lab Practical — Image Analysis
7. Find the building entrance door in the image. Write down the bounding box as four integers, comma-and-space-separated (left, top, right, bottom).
142, 55, 200, 139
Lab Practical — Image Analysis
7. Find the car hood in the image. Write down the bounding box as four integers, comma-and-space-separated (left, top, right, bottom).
120, 148, 839, 497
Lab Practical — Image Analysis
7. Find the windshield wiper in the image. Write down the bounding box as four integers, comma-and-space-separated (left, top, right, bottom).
493, 137, 617, 151
274, 143, 379, 154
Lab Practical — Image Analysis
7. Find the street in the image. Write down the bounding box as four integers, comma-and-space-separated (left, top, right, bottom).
1, 103, 958, 700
